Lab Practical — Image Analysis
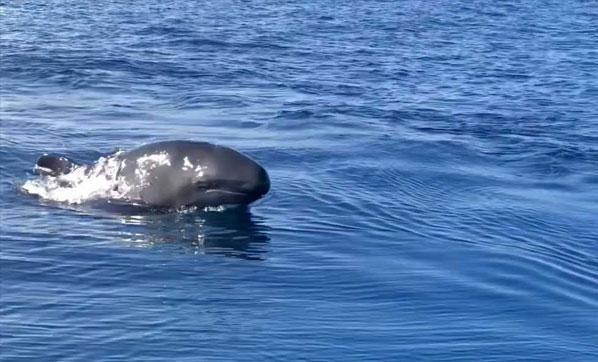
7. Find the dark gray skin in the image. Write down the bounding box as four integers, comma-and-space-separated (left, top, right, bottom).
35, 141, 270, 208
36, 155, 76, 176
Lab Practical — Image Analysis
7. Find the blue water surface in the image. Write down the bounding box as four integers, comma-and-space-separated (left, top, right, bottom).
1, 1, 597, 360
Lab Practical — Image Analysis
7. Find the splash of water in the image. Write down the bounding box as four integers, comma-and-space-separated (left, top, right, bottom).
21, 152, 128, 204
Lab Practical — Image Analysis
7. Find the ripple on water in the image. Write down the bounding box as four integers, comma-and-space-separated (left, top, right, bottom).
2, 0, 598, 360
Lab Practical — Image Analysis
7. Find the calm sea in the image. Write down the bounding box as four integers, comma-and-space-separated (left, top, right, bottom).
1, 1, 597, 361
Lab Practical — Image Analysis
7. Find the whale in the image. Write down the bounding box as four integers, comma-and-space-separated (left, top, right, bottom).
34, 141, 270, 208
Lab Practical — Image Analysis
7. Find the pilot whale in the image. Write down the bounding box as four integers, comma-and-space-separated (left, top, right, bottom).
34, 141, 270, 208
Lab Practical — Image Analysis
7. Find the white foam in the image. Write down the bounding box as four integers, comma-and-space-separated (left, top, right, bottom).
195, 164, 205, 177
182, 156, 194, 171
136, 152, 171, 168
130, 152, 171, 187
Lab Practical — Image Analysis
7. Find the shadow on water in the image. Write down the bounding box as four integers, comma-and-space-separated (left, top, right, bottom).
35, 199, 272, 260
113, 206, 271, 260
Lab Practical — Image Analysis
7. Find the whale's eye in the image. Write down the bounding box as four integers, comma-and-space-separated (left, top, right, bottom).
195, 181, 215, 191
195, 182, 208, 191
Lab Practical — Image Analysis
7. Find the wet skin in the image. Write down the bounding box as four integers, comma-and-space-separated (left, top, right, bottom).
36, 141, 270, 208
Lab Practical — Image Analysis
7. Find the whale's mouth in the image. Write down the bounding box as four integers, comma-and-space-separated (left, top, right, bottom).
205, 189, 246, 196
194, 177, 269, 205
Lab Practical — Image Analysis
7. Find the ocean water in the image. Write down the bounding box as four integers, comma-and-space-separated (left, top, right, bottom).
1, 0, 597, 360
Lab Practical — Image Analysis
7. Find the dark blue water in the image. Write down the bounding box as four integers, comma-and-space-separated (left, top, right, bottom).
1, 1, 597, 360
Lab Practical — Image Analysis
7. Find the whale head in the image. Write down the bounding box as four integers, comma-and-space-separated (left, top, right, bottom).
188, 146, 271, 207
117, 141, 270, 208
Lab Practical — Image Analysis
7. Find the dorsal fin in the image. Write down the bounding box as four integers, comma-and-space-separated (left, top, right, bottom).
35, 155, 77, 176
